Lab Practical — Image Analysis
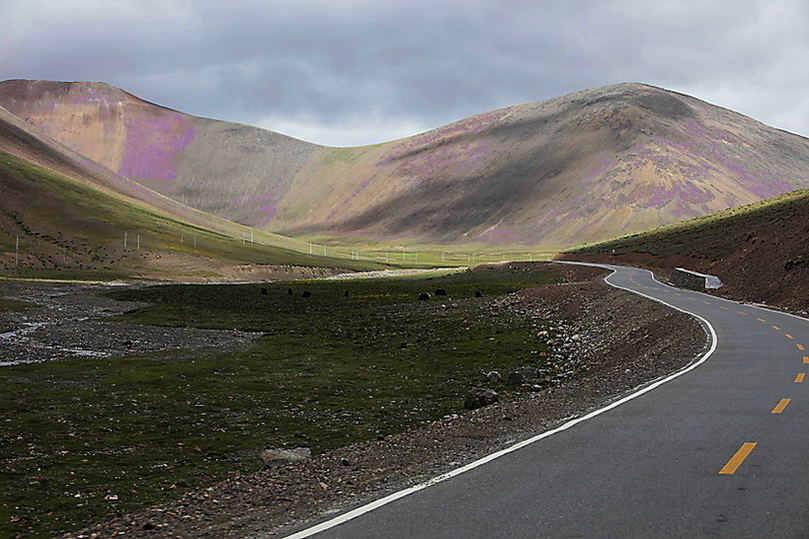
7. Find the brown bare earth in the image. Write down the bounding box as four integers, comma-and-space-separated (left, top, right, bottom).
70, 262, 707, 538
564, 189, 809, 315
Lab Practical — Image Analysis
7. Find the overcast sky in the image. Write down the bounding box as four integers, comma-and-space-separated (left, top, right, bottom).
2, 0, 808, 147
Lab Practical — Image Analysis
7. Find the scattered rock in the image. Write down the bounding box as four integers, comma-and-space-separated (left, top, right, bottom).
259, 447, 312, 469
434, 289, 447, 296
261, 288, 268, 295
485, 370, 502, 383
301, 291, 311, 298
464, 388, 499, 410
418, 293, 431, 301
507, 367, 538, 383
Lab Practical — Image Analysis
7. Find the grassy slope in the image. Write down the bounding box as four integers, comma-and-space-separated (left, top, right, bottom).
0, 267, 560, 537
0, 152, 384, 279
564, 188, 809, 311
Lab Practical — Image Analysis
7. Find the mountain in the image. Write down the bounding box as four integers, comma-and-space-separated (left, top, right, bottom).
0, 103, 377, 279
4, 80, 809, 249
563, 188, 809, 314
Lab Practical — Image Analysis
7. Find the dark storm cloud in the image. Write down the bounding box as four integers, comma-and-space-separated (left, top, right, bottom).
3, 0, 808, 146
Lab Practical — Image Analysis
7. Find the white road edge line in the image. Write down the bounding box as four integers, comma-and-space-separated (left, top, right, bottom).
281, 262, 718, 539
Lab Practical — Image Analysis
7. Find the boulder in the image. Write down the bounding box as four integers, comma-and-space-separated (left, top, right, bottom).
465, 388, 499, 410
418, 292, 431, 300
508, 367, 538, 383
486, 370, 502, 383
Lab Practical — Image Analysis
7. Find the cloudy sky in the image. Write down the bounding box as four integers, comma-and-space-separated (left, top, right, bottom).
2, 0, 808, 147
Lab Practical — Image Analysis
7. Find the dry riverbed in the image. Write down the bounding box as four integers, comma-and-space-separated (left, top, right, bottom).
0, 280, 260, 366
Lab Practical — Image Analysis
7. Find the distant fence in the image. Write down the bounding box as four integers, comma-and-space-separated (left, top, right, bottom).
2, 227, 558, 272
670, 267, 723, 291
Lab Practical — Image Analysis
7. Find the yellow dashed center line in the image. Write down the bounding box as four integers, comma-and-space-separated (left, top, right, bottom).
772, 398, 791, 414
772, 325, 781, 330
703, 300, 712, 305
757, 318, 767, 323
720, 306, 729, 311
795, 373, 806, 383
737, 311, 747, 315
786, 334, 795, 339
798, 344, 806, 351
719, 443, 757, 475
803, 357, 809, 364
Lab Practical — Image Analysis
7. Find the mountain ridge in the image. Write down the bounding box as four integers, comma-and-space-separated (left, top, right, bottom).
3, 80, 809, 249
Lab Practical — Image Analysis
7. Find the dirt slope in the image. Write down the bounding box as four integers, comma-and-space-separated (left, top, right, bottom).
5, 80, 809, 248
563, 189, 809, 314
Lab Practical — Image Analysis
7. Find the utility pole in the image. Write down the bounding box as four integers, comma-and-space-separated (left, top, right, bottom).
15, 235, 19, 267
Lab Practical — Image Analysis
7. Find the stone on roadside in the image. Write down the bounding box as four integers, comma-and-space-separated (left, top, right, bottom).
464, 388, 499, 410
485, 370, 502, 383
508, 367, 538, 383
259, 447, 312, 469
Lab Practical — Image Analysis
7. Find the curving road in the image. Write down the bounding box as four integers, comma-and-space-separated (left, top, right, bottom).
281, 264, 809, 538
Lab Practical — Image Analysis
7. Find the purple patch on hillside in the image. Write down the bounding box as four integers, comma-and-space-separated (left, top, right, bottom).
647, 181, 713, 209
119, 112, 195, 181
480, 228, 517, 243
229, 188, 284, 227
378, 109, 511, 183
655, 122, 795, 199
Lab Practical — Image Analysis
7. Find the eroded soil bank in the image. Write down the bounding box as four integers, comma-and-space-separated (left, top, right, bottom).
69, 262, 708, 538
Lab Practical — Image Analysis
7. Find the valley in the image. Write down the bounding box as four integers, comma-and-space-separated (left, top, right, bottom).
1, 78, 809, 536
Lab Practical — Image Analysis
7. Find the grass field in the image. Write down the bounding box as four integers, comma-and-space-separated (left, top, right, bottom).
0, 266, 561, 537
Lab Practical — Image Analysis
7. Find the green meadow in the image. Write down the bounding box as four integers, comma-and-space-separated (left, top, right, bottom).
0, 266, 560, 537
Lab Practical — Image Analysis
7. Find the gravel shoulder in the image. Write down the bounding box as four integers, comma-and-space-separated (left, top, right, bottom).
67, 263, 709, 538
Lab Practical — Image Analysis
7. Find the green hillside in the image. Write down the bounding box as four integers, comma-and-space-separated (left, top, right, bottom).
0, 152, 384, 280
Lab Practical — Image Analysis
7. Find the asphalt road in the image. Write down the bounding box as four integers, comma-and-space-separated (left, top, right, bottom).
282, 264, 809, 538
